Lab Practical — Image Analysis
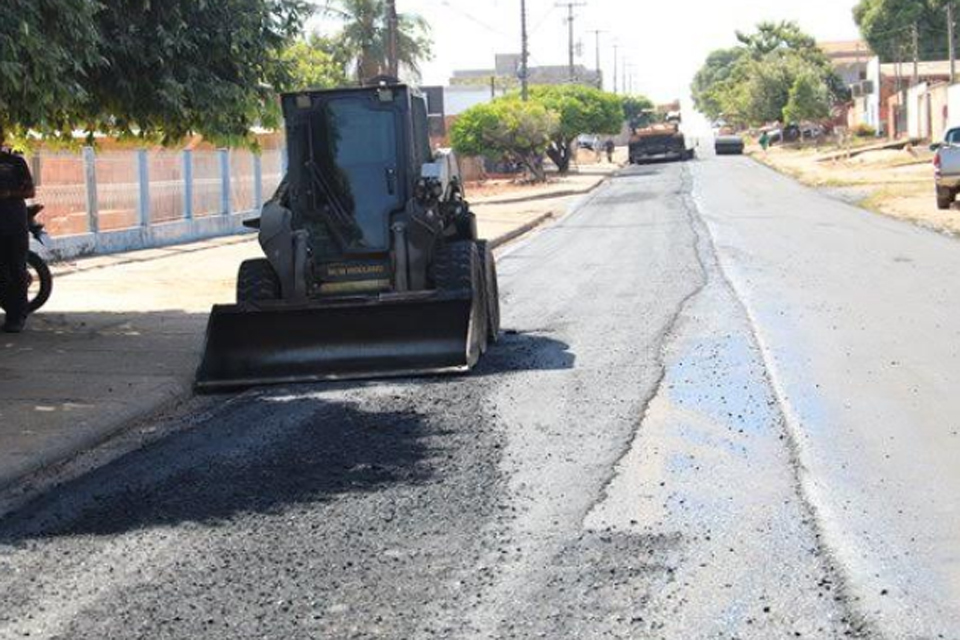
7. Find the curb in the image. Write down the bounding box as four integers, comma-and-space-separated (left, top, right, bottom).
489, 213, 556, 250
472, 175, 610, 207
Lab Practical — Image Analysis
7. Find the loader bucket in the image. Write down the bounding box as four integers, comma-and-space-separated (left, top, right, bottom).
194, 293, 476, 391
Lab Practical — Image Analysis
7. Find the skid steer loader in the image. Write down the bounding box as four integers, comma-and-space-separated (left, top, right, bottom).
195, 82, 500, 390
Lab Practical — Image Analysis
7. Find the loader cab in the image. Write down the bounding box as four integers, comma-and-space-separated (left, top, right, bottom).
281, 85, 431, 260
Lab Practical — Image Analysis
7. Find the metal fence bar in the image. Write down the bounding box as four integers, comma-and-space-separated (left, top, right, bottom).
182, 149, 194, 221
219, 149, 231, 216
136, 149, 150, 227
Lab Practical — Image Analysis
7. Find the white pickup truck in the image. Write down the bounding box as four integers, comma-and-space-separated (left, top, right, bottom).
932, 127, 960, 209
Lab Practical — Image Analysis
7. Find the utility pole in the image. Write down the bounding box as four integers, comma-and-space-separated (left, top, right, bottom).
556, 2, 586, 82
589, 29, 605, 89
613, 44, 619, 94
913, 21, 920, 86
948, 2, 957, 85
520, 0, 530, 100
386, 0, 399, 78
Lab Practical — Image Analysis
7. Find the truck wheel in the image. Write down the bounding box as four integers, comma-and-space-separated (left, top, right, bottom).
477, 240, 500, 344
432, 241, 488, 364
937, 187, 955, 210
237, 259, 280, 304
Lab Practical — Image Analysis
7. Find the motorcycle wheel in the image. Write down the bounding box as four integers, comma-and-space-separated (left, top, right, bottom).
26, 252, 52, 313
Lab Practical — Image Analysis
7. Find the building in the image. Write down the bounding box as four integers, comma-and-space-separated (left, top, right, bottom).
820, 40, 872, 87
451, 53, 602, 89
846, 56, 960, 139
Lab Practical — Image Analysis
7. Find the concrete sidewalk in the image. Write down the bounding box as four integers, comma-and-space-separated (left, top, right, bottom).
0, 175, 609, 495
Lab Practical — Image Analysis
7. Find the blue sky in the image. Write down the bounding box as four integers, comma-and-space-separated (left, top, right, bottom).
355, 0, 863, 101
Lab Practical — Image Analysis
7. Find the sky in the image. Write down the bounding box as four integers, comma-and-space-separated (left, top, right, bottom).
342, 0, 864, 102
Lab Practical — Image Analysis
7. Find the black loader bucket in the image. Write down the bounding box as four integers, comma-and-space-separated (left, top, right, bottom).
194, 293, 476, 392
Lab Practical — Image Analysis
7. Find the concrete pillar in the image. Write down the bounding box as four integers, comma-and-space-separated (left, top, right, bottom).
219, 149, 231, 216
182, 149, 194, 220
82, 146, 99, 235
253, 153, 263, 209
136, 149, 150, 227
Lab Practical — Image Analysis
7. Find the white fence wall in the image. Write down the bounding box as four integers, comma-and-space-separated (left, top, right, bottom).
30, 146, 287, 261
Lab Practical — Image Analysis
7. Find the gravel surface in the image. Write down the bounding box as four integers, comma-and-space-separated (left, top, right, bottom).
0, 161, 879, 639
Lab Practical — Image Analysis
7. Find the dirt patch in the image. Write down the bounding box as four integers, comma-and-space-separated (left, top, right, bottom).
754, 144, 960, 237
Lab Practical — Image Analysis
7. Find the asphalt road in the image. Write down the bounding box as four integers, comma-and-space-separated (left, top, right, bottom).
0, 156, 955, 639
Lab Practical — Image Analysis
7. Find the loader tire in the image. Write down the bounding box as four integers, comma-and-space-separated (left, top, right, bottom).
432, 241, 488, 364
937, 186, 955, 210
237, 259, 281, 304
477, 240, 500, 344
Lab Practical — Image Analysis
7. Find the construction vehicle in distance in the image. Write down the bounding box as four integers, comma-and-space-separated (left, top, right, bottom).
628, 110, 694, 164
195, 81, 500, 390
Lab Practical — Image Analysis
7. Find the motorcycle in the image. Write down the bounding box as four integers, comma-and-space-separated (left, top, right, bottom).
0, 203, 53, 314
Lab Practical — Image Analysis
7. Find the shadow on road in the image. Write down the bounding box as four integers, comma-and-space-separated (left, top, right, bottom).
475, 330, 575, 376
0, 395, 434, 541
0, 327, 573, 542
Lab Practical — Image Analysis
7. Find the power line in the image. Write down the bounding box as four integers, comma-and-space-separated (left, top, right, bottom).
555, 2, 586, 81
439, 0, 504, 35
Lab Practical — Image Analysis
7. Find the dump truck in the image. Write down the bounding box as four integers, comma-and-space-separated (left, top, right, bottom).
195, 82, 499, 390
628, 111, 693, 164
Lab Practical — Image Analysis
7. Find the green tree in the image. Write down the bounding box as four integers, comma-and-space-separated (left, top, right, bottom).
783, 72, 832, 124
325, 0, 433, 83
528, 85, 624, 174
0, 0, 312, 145
450, 99, 559, 182
621, 94, 656, 123
736, 21, 819, 59
691, 48, 746, 120
0, 0, 101, 139
278, 35, 349, 91
854, 0, 956, 62
690, 21, 846, 127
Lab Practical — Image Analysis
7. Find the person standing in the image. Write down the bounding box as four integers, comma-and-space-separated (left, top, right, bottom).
0, 124, 36, 333
604, 138, 616, 164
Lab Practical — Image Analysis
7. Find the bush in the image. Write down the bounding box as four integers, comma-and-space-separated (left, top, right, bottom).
852, 123, 877, 138
450, 99, 559, 182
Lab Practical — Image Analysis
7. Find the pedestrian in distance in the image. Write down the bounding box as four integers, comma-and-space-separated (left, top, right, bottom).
0, 124, 36, 333
604, 138, 616, 164
758, 131, 770, 153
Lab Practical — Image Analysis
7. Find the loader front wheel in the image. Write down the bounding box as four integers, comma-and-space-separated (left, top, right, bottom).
477, 240, 500, 344
433, 241, 488, 365
237, 259, 281, 304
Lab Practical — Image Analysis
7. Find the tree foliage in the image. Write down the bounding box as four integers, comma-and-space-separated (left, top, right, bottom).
690, 21, 846, 126
1, 0, 311, 145
278, 35, 349, 92
621, 94, 656, 123
450, 99, 558, 182
325, 0, 433, 83
783, 72, 832, 124
691, 48, 746, 121
854, 0, 958, 62
527, 85, 623, 173
0, 0, 101, 140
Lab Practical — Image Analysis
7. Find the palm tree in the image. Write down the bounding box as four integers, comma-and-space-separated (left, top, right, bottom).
324, 0, 433, 83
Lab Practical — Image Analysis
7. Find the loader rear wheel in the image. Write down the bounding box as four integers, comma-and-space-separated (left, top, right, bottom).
237, 259, 281, 304
477, 240, 500, 344
433, 241, 488, 365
